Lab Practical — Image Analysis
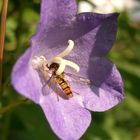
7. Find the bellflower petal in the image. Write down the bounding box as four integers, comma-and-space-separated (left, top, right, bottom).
34, 0, 77, 46
11, 48, 41, 103
40, 93, 91, 140
12, 47, 91, 140
40, 0, 77, 28
73, 13, 119, 57
68, 57, 124, 112
11, 0, 124, 139
32, 13, 118, 58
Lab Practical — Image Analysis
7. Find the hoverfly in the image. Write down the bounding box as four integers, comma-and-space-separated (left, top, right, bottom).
48, 63, 73, 97
42, 62, 91, 99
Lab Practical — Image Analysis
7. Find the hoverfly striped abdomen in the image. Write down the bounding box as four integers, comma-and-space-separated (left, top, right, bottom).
48, 63, 73, 97
56, 76, 73, 97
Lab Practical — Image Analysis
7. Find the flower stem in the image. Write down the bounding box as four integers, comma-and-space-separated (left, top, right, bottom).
0, 99, 28, 114
0, 0, 8, 95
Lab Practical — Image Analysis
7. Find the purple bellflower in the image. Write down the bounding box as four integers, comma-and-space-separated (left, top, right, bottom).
11, 0, 124, 140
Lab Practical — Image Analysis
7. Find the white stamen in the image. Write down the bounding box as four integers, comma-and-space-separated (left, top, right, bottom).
56, 40, 74, 58
56, 62, 66, 75
48, 40, 80, 75
51, 56, 80, 74
63, 59, 80, 72
50, 57, 66, 75
32, 40, 80, 75
50, 57, 63, 64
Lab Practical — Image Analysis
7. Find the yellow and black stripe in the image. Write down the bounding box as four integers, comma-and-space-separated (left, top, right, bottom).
57, 77, 73, 97
49, 63, 73, 97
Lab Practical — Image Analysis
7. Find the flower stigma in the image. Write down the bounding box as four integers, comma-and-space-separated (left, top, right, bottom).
31, 40, 80, 75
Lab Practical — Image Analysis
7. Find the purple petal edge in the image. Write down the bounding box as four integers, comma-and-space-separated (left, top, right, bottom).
39, 93, 91, 140
68, 57, 124, 112
11, 48, 41, 103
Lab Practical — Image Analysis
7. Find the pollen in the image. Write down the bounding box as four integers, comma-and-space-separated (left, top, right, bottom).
31, 55, 47, 70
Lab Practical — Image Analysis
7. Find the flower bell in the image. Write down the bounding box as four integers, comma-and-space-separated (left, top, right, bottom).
11, 0, 124, 139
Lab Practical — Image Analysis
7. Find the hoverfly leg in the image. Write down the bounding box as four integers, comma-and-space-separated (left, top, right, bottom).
41, 83, 47, 96
56, 93, 59, 102
41, 76, 53, 96
73, 90, 80, 95
46, 75, 53, 84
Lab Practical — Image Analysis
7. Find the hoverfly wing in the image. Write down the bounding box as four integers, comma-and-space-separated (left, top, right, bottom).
64, 72, 92, 85
41, 81, 52, 96
41, 76, 55, 96
41, 75, 67, 99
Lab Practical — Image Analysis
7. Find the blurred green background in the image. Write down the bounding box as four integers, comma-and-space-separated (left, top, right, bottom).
0, 0, 140, 140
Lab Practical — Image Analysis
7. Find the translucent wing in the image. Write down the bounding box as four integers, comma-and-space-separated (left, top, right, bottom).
64, 72, 92, 85
41, 75, 69, 99
41, 77, 54, 96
